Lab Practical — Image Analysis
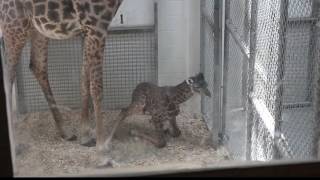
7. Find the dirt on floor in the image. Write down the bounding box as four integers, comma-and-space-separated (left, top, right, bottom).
13, 108, 230, 177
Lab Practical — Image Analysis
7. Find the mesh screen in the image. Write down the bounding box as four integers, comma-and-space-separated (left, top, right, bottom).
103, 30, 157, 109
250, 109, 274, 161
284, 23, 313, 104
223, 0, 252, 160
224, 34, 247, 160
17, 28, 157, 113
220, 0, 320, 160
17, 37, 83, 113
250, 0, 319, 160
201, 0, 216, 132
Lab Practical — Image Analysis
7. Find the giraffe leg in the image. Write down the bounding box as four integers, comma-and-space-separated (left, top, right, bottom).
101, 101, 145, 151
130, 116, 167, 148
82, 31, 107, 153
80, 37, 95, 147
167, 116, 181, 138
29, 30, 76, 141
96, 107, 132, 168
2, 28, 28, 120
2, 24, 31, 161
101, 107, 129, 153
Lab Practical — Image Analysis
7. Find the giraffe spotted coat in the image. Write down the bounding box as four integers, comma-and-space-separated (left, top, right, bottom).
109, 73, 211, 148
0, 0, 123, 161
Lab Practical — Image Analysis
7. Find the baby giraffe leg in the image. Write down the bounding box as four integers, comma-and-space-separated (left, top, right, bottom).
97, 106, 132, 168
102, 101, 146, 151
130, 117, 167, 148
102, 107, 129, 152
168, 116, 181, 138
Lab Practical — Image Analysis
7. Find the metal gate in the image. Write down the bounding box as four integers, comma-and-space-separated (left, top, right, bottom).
201, 0, 320, 161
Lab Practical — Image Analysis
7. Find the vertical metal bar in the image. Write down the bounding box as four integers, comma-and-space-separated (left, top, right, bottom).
200, 0, 206, 85
154, 2, 159, 85
307, 0, 319, 102
274, 0, 289, 160
246, 0, 258, 161
220, 0, 229, 143
212, 0, 223, 146
312, 0, 320, 160
219, 0, 227, 143
200, 0, 206, 116
242, 0, 250, 110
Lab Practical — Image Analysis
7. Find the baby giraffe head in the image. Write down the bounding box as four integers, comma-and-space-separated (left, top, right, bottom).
186, 73, 211, 97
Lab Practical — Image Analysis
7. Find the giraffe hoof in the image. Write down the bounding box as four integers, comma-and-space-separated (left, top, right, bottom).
62, 133, 77, 141
171, 130, 181, 138
155, 141, 166, 148
129, 129, 138, 136
80, 137, 96, 147
164, 129, 181, 138
96, 158, 117, 169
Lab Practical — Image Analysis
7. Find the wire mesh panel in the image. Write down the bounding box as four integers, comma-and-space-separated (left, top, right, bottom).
249, 0, 320, 160
249, 0, 283, 161
103, 29, 157, 109
17, 37, 82, 113
16, 28, 157, 114
200, 0, 215, 136
278, 0, 320, 160
222, 0, 252, 160
220, 0, 320, 161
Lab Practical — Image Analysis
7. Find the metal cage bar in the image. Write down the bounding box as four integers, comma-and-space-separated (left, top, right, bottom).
312, 0, 320, 159
200, 0, 220, 146
246, 0, 258, 161
218, 0, 227, 144
273, 0, 289, 160
221, 0, 230, 144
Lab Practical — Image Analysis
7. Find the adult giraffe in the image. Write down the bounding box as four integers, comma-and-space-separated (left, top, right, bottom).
0, 0, 123, 166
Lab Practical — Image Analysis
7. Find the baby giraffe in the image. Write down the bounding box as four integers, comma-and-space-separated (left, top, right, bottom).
106, 73, 211, 148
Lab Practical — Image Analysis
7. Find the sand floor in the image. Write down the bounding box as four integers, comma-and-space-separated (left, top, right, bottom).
13, 108, 230, 177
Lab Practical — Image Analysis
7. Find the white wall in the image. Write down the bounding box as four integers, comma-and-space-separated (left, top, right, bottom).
156, 0, 201, 116
156, 0, 187, 86
184, 0, 201, 116
110, 0, 155, 28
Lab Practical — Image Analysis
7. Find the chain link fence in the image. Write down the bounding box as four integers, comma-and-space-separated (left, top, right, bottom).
200, 0, 220, 146
201, 0, 320, 161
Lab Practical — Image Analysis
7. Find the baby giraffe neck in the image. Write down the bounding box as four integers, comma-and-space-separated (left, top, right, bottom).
173, 81, 194, 104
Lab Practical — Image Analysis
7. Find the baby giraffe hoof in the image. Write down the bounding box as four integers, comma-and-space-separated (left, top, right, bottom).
129, 129, 138, 136
61, 132, 77, 141
96, 158, 117, 169
155, 140, 166, 148
80, 137, 96, 147
171, 129, 181, 138
164, 128, 181, 138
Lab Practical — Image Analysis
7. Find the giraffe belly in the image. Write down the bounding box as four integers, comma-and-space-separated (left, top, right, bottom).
32, 19, 82, 40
